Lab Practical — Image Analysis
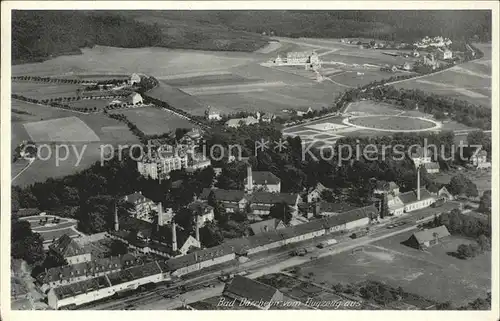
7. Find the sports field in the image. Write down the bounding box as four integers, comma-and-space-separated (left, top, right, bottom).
111, 106, 195, 136
347, 115, 438, 131
297, 231, 491, 307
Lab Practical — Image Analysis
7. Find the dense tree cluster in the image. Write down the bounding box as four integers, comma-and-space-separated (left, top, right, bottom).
12, 11, 164, 64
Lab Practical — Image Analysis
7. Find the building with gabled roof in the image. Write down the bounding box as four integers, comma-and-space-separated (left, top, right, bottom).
38, 254, 140, 292
373, 181, 400, 196
200, 188, 248, 213
424, 162, 440, 174
314, 201, 358, 217
249, 219, 286, 235
123, 191, 157, 222
244, 171, 281, 193
307, 182, 328, 203
187, 201, 215, 227
49, 234, 91, 265
223, 275, 284, 310
405, 225, 450, 249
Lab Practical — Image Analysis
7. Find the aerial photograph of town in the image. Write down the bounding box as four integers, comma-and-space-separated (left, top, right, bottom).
6, 8, 496, 313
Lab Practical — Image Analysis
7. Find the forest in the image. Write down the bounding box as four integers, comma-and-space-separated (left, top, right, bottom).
12, 11, 491, 64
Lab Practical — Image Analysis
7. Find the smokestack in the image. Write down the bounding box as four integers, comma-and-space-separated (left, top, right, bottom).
158, 203, 163, 227
171, 221, 178, 252
195, 215, 200, 243
246, 163, 253, 193
417, 166, 421, 201
114, 203, 119, 232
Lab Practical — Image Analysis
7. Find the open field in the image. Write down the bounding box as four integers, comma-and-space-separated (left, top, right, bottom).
329, 70, 415, 88
12, 46, 258, 78
110, 106, 195, 136
12, 100, 138, 186
68, 99, 114, 111
296, 231, 491, 307
24, 117, 101, 142
162, 72, 259, 87
12, 81, 83, 100
394, 44, 492, 108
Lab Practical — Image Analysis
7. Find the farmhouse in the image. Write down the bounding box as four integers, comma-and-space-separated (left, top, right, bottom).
244, 166, 281, 193
249, 219, 286, 236
405, 225, 450, 250
49, 234, 91, 265
126, 92, 143, 105
225, 116, 259, 128
223, 275, 284, 310
296, 107, 313, 117
123, 191, 157, 222
205, 107, 222, 121
130, 73, 142, 85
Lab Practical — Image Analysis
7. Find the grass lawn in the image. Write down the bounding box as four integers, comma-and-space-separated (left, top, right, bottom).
297, 231, 490, 307
112, 106, 195, 136
349, 115, 436, 131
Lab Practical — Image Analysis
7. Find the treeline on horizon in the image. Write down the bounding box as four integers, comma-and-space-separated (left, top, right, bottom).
12, 11, 164, 64
12, 10, 491, 64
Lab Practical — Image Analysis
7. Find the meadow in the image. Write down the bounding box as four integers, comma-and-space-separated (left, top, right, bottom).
297, 231, 491, 307
110, 106, 195, 136
11, 100, 138, 186
12, 46, 258, 79
12, 81, 83, 100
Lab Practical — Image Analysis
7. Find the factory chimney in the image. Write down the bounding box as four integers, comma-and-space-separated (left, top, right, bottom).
157, 203, 164, 227
246, 162, 253, 194
114, 202, 119, 232
195, 215, 200, 243
417, 166, 421, 201
171, 221, 178, 252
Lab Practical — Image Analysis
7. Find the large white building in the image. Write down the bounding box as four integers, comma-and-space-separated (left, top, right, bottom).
137, 147, 189, 180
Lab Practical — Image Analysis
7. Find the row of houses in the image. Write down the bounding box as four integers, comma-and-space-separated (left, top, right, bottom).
46, 204, 376, 309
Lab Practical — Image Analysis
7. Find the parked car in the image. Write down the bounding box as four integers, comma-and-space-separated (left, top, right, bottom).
291, 248, 308, 256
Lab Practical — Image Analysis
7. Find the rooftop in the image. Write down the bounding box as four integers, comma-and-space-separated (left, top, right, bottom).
249, 219, 283, 235
49, 234, 90, 258
249, 192, 299, 205
397, 188, 434, 205
412, 225, 450, 244
246, 171, 281, 185
123, 192, 153, 204
200, 188, 246, 203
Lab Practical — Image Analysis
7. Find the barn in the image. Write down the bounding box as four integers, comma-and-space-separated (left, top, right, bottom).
405, 225, 450, 250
